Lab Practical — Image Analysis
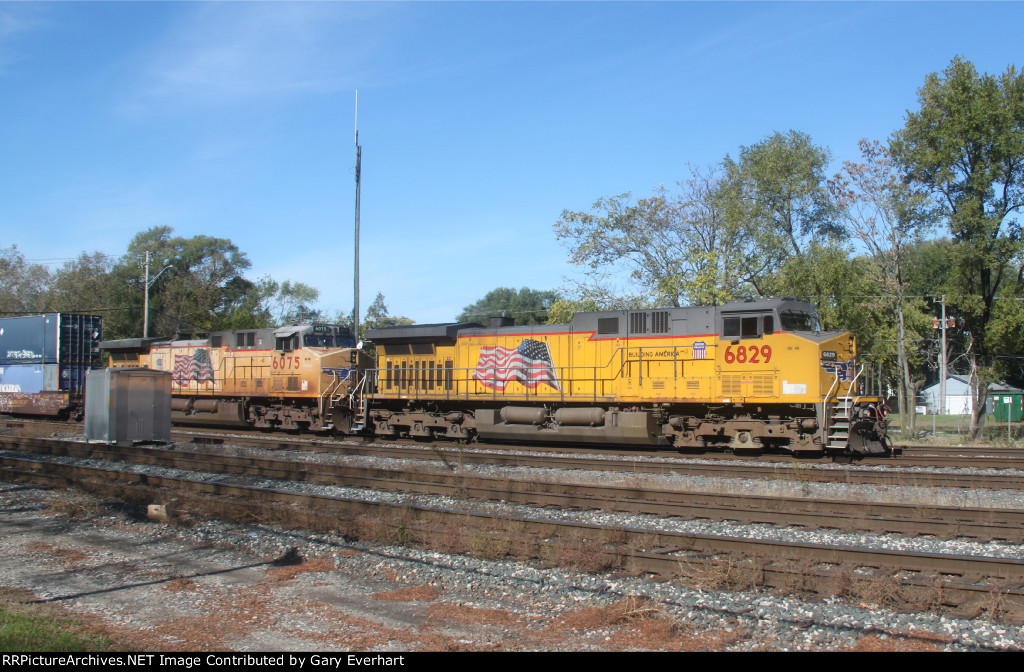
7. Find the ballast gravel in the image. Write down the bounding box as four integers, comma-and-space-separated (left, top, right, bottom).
8, 444, 1024, 562
0, 439, 1023, 651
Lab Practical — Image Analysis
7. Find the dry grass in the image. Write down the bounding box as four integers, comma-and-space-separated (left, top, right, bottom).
266, 557, 336, 583
552, 534, 620, 573
42, 491, 107, 519
556, 596, 749, 651
851, 575, 912, 611
373, 585, 442, 602
465, 527, 514, 561
163, 578, 199, 593
23, 541, 90, 565
425, 602, 521, 626
848, 634, 945, 652
675, 555, 766, 592
436, 522, 466, 555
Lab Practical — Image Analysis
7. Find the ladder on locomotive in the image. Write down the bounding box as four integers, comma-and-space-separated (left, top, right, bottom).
320, 369, 352, 430
319, 367, 371, 433
825, 364, 865, 451
347, 373, 370, 432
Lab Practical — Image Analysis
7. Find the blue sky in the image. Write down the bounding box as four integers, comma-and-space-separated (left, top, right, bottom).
1, 1, 1021, 324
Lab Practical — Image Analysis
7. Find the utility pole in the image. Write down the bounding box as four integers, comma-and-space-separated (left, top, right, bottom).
353, 91, 361, 343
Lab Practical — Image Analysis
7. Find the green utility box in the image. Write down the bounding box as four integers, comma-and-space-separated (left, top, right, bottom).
992, 391, 1024, 422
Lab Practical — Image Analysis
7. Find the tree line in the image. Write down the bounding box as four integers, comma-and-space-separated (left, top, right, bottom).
0, 226, 414, 343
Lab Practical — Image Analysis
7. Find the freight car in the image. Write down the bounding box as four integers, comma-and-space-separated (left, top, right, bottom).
0, 313, 103, 418
360, 297, 890, 456
101, 322, 371, 432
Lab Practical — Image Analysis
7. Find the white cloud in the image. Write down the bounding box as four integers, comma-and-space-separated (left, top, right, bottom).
0, 4, 50, 75
125, 3, 394, 111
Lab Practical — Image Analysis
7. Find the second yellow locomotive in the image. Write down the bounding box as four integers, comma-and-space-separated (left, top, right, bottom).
103, 323, 370, 432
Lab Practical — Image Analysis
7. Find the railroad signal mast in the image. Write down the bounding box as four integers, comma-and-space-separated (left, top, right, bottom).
934, 295, 956, 415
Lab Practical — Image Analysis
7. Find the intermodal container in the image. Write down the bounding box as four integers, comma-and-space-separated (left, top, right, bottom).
0, 314, 102, 366
0, 364, 46, 393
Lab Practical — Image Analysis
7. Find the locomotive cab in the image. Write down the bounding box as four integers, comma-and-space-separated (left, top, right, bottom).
717, 298, 819, 341
715, 298, 886, 455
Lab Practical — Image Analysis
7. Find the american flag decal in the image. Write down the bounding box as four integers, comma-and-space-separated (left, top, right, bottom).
173, 349, 214, 385
472, 339, 559, 391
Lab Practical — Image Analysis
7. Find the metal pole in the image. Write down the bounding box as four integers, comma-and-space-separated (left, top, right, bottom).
143, 251, 150, 338
353, 91, 361, 343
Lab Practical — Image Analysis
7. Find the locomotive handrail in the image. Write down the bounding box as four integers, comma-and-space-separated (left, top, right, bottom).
824, 370, 842, 406
367, 343, 714, 402
321, 368, 348, 402
843, 363, 866, 407
319, 367, 352, 427
347, 370, 369, 409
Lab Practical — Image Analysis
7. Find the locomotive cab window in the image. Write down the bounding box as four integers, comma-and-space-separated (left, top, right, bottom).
304, 334, 338, 348
275, 334, 298, 352
722, 314, 767, 340
780, 309, 820, 332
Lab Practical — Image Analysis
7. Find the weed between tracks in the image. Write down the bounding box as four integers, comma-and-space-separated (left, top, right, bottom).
674, 555, 768, 592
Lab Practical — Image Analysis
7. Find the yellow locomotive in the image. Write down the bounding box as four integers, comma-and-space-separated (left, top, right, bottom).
362, 298, 890, 456
102, 323, 371, 432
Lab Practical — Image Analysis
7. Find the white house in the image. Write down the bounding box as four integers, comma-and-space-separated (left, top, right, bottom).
919, 376, 1023, 415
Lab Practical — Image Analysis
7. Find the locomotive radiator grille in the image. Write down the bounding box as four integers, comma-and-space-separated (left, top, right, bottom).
721, 374, 776, 397
752, 374, 775, 396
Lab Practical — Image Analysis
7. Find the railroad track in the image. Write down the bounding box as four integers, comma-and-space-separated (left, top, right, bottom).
4, 418, 1024, 489
2, 435, 1024, 621
5, 436, 1024, 543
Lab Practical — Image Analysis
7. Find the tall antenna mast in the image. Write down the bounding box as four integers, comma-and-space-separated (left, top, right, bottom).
353, 91, 361, 343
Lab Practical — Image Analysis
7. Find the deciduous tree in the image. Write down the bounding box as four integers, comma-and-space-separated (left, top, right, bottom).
830, 139, 937, 432
719, 130, 844, 296
891, 57, 1024, 437
554, 165, 739, 307
0, 245, 50, 314
456, 287, 560, 325
363, 292, 414, 330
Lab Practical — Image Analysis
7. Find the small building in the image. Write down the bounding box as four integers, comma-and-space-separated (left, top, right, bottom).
919, 376, 974, 415
919, 376, 1024, 416
991, 386, 1024, 423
